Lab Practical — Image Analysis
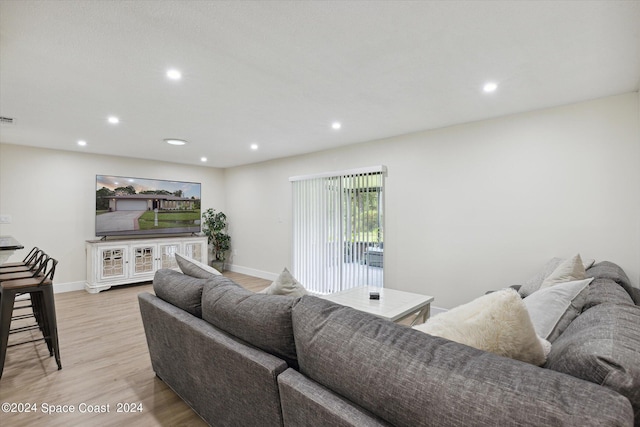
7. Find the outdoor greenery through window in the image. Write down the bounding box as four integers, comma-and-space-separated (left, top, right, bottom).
290, 166, 386, 294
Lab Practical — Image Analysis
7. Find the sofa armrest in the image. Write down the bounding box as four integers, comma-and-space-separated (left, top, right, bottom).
138, 292, 288, 427
546, 303, 640, 423
278, 368, 391, 427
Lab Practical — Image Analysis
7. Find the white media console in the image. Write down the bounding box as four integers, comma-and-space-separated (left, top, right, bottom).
85, 236, 208, 293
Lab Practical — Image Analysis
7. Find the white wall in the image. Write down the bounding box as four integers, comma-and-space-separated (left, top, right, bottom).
225, 93, 640, 308
0, 144, 225, 290
1, 93, 638, 306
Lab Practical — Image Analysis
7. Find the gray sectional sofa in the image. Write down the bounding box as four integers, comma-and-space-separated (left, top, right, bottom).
139, 262, 640, 426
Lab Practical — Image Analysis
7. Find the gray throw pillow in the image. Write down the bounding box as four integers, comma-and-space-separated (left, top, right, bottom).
175, 252, 221, 279
259, 268, 308, 297
153, 268, 207, 318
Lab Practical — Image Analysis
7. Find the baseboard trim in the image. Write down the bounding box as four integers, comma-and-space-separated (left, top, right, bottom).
430, 306, 448, 317
226, 264, 278, 282
53, 281, 86, 294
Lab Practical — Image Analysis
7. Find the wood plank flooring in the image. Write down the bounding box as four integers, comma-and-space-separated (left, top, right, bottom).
0, 271, 270, 427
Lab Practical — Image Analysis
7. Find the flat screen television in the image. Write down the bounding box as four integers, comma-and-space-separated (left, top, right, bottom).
96, 175, 201, 237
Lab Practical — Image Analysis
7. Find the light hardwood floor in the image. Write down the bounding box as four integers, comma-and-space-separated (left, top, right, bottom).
0, 272, 271, 427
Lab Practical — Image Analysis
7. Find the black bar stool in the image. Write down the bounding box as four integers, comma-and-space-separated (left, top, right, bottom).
0, 247, 39, 269
0, 257, 61, 379
0, 250, 49, 337
0, 249, 46, 274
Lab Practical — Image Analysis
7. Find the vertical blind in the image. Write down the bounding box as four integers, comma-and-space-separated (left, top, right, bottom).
290, 166, 386, 294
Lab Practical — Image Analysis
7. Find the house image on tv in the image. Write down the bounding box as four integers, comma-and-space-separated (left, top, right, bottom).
105, 194, 198, 211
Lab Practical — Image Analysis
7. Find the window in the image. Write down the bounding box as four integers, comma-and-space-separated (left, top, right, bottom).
290, 166, 386, 294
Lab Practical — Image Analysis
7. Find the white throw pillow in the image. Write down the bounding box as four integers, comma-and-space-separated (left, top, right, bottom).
259, 268, 308, 297
523, 278, 592, 340
541, 254, 586, 287
413, 289, 546, 366
175, 253, 221, 279
518, 256, 595, 297
539, 336, 552, 359
518, 258, 565, 297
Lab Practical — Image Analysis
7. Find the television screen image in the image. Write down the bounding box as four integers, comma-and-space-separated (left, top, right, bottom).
96, 175, 201, 237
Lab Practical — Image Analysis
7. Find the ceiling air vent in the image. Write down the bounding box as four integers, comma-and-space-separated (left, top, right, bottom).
0, 116, 15, 124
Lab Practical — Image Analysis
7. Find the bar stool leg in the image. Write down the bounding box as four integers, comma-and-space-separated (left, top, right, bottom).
41, 285, 61, 370
31, 292, 53, 356
0, 288, 17, 379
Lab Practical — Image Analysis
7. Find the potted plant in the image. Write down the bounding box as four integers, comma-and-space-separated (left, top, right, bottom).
201, 208, 231, 271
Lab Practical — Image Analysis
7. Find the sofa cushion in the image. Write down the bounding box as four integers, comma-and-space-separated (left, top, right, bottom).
523, 278, 592, 342
175, 252, 221, 279
138, 292, 287, 427
292, 296, 633, 427
545, 303, 640, 422
583, 278, 635, 310
153, 269, 207, 318
259, 268, 308, 298
202, 278, 299, 368
414, 289, 546, 365
587, 261, 640, 305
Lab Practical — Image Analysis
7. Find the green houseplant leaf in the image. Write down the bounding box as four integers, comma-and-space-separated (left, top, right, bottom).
202, 208, 231, 262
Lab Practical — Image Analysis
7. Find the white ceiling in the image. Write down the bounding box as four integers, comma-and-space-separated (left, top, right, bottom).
1, 1, 639, 168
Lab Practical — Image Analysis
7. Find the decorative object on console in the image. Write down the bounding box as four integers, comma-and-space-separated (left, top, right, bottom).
201, 208, 230, 272
175, 252, 221, 279
259, 268, 308, 297
413, 288, 548, 366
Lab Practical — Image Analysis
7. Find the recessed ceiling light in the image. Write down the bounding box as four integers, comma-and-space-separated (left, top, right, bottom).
164, 138, 187, 146
200, 157, 207, 162
166, 69, 182, 80
331, 121, 342, 130
107, 116, 120, 124
77, 140, 87, 146
483, 82, 498, 93
250, 143, 258, 150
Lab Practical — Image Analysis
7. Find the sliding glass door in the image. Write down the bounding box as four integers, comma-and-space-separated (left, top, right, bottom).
291, 166, 386, 294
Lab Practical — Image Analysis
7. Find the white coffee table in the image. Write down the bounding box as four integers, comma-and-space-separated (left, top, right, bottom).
321, 287, 434, 325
